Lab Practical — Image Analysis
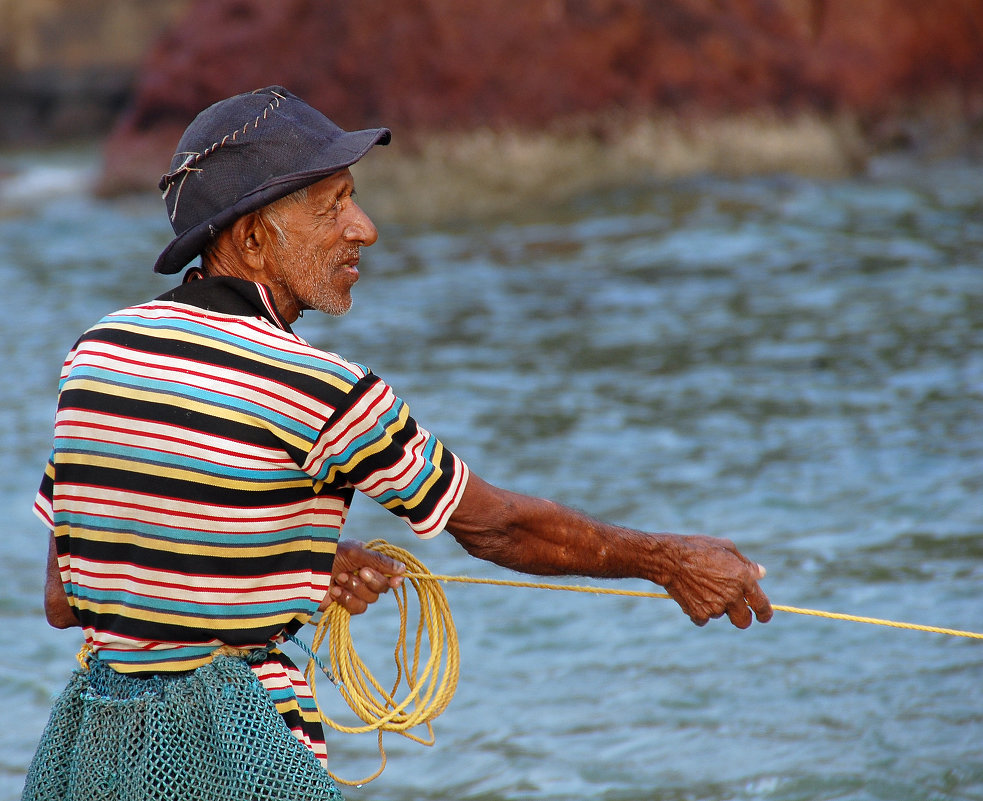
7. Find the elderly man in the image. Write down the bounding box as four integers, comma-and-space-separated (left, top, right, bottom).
25, 86, 771, 801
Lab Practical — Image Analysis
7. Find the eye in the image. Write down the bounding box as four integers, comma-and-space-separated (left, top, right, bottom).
332, 192, 350, 212
317, 195, 343, 220
320, 185, 354, 219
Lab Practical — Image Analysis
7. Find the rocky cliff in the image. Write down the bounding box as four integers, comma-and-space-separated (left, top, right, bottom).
3, 0, 982, 212
119, 0, 983, 130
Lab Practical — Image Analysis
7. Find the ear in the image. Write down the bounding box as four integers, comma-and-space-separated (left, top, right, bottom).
230, 212, 269, 272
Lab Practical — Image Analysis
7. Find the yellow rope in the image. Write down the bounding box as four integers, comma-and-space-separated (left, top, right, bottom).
75, 641, 93, 669
307, 540, 459, 787
304, 540, 982, 786
408, 573, 983, 639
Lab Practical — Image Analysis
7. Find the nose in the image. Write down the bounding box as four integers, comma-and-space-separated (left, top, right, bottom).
345, 201, 378, 247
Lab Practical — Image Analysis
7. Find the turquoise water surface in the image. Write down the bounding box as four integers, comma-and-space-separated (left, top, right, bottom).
0, 148, 981, 800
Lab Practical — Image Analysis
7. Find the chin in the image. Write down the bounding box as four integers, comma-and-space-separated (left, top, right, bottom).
320, 296, 353, 317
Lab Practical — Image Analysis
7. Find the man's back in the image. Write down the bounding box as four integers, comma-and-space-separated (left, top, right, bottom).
36, 276, 467, 674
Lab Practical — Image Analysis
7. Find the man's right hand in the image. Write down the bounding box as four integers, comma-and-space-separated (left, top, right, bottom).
322, 539, 406, 616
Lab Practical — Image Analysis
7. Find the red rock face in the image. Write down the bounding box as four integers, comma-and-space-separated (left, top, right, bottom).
101, 0, 983, 193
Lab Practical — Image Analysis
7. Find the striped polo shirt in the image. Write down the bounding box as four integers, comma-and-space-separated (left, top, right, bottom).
34, 275, 469, 763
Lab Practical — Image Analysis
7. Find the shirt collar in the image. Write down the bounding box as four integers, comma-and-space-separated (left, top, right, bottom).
156, 272, 294, 333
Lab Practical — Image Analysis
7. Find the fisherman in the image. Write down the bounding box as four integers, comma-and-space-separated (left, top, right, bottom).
25, 86, 772, 801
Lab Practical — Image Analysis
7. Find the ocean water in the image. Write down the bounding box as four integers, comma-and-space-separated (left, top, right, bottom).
0, 146, 981, 800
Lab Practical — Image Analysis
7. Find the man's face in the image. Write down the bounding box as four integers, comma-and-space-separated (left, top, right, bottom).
263, 169, 378, 317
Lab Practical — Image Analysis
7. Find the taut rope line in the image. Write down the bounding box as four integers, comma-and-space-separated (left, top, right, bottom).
406, 572, 983, 640
304, 540, 981, 786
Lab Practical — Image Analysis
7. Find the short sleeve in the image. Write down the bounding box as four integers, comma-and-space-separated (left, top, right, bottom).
34, 454, 56, 531
302, 374, 469, 538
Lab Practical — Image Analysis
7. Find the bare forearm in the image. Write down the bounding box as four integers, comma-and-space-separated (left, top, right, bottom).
447, 476, 675, 584
446, 473, 772, 628
44, 532, 79, 629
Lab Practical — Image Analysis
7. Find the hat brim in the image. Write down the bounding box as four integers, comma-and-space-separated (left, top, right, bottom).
153, 126, 390, 274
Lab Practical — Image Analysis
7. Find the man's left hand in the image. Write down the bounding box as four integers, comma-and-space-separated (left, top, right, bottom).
321, 539, 406, 615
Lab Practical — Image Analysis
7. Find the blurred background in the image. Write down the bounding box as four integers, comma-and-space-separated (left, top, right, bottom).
1, 2, 982, 800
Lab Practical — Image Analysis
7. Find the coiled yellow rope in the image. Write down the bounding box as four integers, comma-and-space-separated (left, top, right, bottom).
304, 540, 982, 786
306, 540, 459, 787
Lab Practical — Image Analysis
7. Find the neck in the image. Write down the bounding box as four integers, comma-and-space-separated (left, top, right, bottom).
201, 251, 304, 324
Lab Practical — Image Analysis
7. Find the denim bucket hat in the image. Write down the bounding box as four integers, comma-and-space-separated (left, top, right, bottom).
154, 86, 391, 274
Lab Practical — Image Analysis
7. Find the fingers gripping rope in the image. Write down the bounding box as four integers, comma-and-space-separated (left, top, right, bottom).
303, 540, 982, 787
306, 540, 459, 787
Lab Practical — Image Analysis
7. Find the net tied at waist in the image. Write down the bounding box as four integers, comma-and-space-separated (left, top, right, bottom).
211, 642, 275, 664
75, 639, 278, 670
75, 634, 337, 681
22, 653, 345, 801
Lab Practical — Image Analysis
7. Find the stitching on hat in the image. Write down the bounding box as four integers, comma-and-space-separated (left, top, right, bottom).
160, 90, 287, 222
161, 153, 202, 222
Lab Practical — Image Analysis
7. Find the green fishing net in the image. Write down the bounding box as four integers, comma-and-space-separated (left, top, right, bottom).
22, 656, 345, 801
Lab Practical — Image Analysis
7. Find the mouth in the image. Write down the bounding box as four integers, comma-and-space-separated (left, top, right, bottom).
340, 251, 360, 280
